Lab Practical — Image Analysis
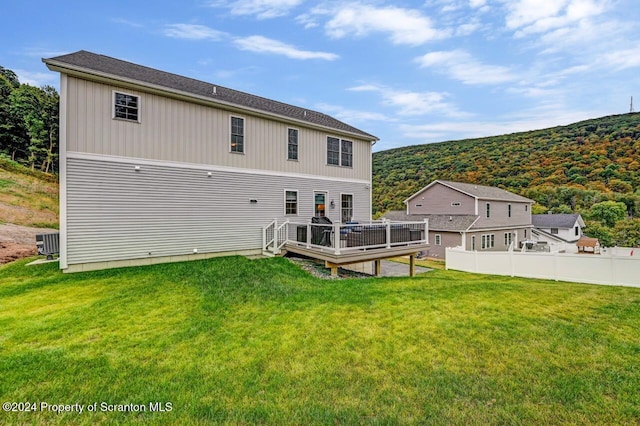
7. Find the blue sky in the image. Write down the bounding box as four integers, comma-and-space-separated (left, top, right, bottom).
2, 0, 639, 151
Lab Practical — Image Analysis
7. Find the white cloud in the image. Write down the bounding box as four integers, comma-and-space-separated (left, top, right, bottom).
234, 35, 339, 60
111, 18, 144, 28
314, 3, 450, 46
163, 24, 228, 41
349, 84, 469, 117
315, 103, 392, 123
210, 0, 303, 19
503, 0, 608, 37
15, 70, 57, 87
415, 50, 516, 85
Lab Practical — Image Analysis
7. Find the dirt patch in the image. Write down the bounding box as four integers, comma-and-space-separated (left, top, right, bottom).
0, 223, 58, 265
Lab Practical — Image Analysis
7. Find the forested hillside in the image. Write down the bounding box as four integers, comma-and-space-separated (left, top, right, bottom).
0, 66, 59, 173
373, 113, 640, 246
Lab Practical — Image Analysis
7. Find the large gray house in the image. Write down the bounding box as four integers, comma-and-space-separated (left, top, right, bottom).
44, 51, 379, 272
384, 180, 534, 259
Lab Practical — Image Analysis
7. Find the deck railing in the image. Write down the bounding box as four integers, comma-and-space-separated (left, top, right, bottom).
283, 219, 429, 255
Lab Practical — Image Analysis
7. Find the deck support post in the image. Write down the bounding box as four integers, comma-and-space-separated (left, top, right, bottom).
326, 261, 339, 277
410, 254, 416, 277
375, 260, 381, 276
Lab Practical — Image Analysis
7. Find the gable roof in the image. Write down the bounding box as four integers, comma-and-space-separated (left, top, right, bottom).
405, 180, 534, 204
532, 214, 584, 229
43, 50, 378, 141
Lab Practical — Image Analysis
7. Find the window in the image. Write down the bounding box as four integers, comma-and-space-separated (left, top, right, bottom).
415, 204, 423, 207
486, 203, 491, 218
287, 128, 298, 161
327, 137, 340, 165
504, 232, 512, 247
113, 92, 139, 122
575, 226, 579, 236
551, 228, 559, 235
508, 204, 512, 218
314, 192, 326, 217
341, 194, 353, 222
327, 137, 353, 167
471, 236, 476, 251
285, 190, 298, 215
230, 116, 244, 153
451, 202, 461, 207
525, 204, 528, 212
341, 140, 353, 167
435, 234, 442, 245
481, 234, 495, 249
524, 229, 528, 238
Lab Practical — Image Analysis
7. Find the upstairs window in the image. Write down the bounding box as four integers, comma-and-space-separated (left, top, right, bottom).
113, 92, 139, 122
486, 203, 491, 218
230, 116, 244, 153
341, 140, 353, 167
327, 137, 353, 167
551, 228, 559, 235
508, 204, 512, 218
327, 137, 340, 165
287, 128, 298, 161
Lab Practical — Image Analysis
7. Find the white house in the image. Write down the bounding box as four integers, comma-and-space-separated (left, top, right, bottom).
44, 51, 380, 272
532, 213, 585, 244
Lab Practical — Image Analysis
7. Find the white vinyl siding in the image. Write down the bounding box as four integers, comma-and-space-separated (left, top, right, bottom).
65, 155, 371, 266
64, 77, 372, 181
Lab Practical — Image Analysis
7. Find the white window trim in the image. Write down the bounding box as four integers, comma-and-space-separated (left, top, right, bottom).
340, 192, 354, 223
287, 127, 299, 161
229, 115, 246, 154
112, 90, 141, 123
284, 189, 298, 216
326, 135, 353, 168
435, 234, 442, 245
486, 202, 491, 218
481, 233, 495, 249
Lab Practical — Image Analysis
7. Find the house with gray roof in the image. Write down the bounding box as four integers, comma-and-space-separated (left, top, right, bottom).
384, 180, 534, 259
532, 213, 585, 244
44, 51, 379, 272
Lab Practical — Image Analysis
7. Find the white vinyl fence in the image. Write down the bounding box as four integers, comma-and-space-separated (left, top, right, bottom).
446, 246, 640, 287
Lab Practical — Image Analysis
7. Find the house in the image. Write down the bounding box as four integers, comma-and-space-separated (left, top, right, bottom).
532, 213, 585, 244
43, 51, 383, 272
384, 180, 534, 259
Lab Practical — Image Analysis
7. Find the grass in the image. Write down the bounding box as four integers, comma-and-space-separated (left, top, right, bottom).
1, 256, 640, 425
0, 160, 58, 228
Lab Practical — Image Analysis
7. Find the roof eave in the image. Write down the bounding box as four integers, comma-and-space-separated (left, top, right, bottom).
43, 58, 379, 143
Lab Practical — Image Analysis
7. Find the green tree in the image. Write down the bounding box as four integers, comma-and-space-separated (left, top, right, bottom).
584, 221, 614, 247
612, 219, 640, 247
587, 201, 627, 227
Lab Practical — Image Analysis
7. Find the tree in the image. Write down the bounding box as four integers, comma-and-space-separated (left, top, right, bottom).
584, 221, 614, 247
587, 200, 627, 227
612, 219, 640, 247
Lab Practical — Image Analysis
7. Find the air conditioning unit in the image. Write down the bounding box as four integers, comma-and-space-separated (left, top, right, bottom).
36, 233, 60, 260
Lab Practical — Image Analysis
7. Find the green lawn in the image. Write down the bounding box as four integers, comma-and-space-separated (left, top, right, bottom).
1, 256, 639, 425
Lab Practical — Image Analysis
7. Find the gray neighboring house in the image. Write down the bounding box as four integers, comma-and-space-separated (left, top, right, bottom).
384, 180, 534, 259
532, 213, 585, 244
43, 51, 378, 272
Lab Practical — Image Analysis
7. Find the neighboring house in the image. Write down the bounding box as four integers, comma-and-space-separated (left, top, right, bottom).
532, 213, 585, 244
44, 51, 378, 272
384, 180, 534, 259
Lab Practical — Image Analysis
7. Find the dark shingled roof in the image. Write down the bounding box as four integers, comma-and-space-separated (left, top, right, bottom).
43, 50, 377, 140
532, 214, 581, 229
383, 211, 479, 231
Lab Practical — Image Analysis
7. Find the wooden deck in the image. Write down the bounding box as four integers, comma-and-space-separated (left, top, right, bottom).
284, 242, 429, 277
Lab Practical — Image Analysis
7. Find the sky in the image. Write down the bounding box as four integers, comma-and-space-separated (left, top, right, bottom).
2, 0, 640, 152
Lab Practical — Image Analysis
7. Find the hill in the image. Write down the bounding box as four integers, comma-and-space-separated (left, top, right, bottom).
0, 158, 58, 263
372, 113, 640, 216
